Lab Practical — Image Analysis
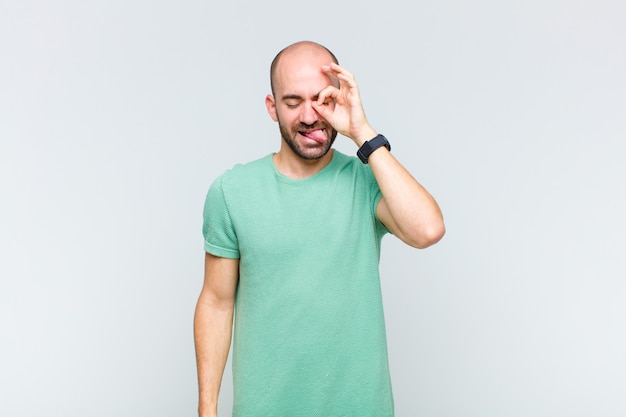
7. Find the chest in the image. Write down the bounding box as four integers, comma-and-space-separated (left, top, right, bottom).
227, 174, 375, 262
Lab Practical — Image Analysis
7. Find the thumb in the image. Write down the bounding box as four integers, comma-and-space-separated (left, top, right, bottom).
312, 101, 333, 120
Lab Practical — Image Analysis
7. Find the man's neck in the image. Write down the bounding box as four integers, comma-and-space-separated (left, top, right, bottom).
273, 148, 334, 179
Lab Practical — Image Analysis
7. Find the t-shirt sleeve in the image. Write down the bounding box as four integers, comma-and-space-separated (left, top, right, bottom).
202, 175, 240, 259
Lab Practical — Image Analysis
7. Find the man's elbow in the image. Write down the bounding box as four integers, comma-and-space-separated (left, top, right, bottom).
404, 221, 446, 249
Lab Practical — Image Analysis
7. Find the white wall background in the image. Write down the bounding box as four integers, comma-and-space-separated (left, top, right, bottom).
1, 1, 625, 416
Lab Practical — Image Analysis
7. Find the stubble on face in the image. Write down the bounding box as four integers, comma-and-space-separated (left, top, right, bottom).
277, 117, 338, 160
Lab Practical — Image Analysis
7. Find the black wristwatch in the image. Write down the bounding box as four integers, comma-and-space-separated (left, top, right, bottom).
357, 134, 391, 164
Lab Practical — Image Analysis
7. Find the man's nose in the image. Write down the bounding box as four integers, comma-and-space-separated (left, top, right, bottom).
299, 102, 318, 125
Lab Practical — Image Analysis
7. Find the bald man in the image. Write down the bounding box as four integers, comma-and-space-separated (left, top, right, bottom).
194, 41, 445, 417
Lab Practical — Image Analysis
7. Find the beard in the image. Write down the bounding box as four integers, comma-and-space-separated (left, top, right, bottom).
278, 118, 337, 160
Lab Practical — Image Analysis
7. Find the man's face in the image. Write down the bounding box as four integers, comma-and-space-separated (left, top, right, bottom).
267, 50, 338, 160
276, 104, 337, 160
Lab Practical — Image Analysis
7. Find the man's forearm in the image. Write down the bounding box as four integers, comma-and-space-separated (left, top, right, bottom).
368, 145, 445, 248
194, 298, 234, 417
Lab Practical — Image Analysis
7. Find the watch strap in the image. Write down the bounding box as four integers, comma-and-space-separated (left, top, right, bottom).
357, 134, 391, 164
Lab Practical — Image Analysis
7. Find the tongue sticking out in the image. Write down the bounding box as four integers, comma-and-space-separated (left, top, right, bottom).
302, 129, 327, 143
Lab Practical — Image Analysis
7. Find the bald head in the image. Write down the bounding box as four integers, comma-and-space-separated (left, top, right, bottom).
270, 41, 339, 96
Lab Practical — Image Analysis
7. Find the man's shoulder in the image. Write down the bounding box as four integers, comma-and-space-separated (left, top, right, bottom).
216, 153, 274, 183
330, 149, 356, 166
210, 150, 368, 190
331, 150, 374, 177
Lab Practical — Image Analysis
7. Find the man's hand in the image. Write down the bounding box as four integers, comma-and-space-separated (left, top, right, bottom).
312, 63, 377, 146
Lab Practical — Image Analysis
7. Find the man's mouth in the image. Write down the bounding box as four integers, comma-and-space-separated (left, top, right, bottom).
299, 128, 327, 143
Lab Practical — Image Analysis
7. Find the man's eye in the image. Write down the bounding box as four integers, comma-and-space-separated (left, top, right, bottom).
285, 102, 299, 109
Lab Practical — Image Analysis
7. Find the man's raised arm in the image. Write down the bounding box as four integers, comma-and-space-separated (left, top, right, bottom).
313, 63, 445, 248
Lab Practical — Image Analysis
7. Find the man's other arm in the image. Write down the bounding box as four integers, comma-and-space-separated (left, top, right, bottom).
194, 252, 239, 417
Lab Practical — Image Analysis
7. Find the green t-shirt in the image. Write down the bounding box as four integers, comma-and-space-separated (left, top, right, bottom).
203, 150, 393, 417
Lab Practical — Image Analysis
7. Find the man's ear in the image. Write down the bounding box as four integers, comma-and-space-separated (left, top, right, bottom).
265, 94, 278, 122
